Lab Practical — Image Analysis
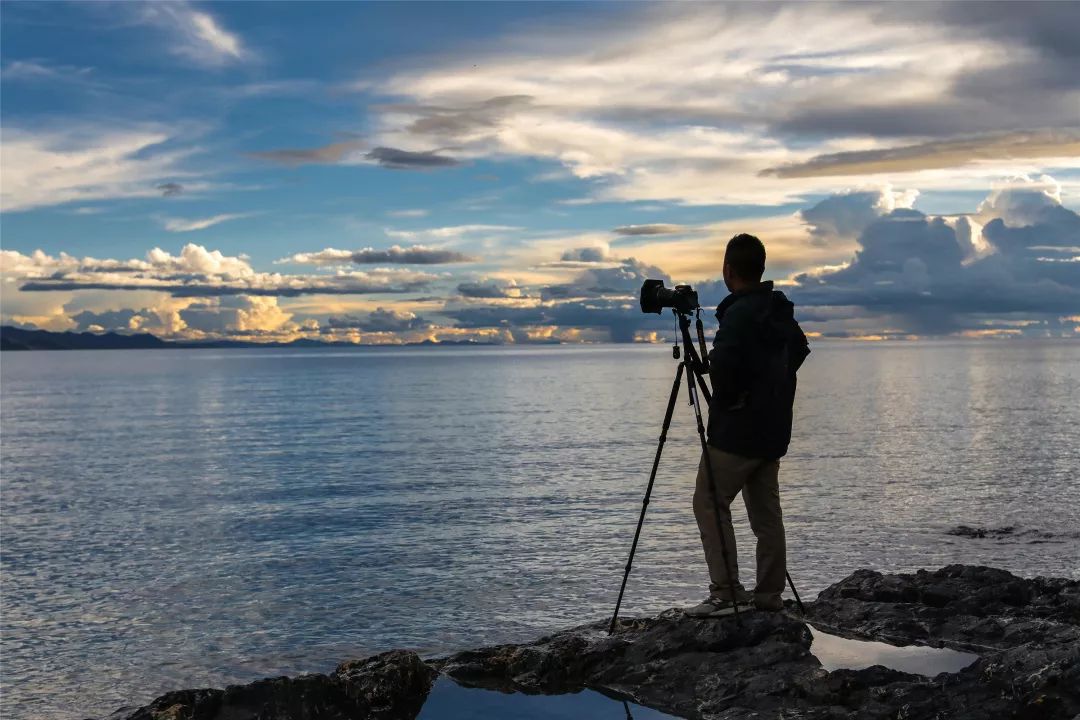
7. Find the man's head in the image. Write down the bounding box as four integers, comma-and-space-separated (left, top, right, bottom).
723, 233, 766, 292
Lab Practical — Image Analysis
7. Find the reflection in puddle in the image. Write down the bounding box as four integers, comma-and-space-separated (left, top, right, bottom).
809, 627, 979, 675
418, 677, 680, 719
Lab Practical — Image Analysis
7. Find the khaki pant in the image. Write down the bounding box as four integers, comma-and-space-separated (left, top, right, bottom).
693, 446, 786, 603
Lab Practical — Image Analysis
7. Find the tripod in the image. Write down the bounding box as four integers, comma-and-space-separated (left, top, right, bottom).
608, 308, 804, 634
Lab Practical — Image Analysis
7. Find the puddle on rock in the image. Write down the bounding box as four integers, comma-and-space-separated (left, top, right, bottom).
809, 626, 979, 675
418, 677, 681, 719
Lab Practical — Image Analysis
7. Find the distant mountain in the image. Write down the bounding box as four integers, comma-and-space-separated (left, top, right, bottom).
0, 325, 507, 351
0, 326, 170, 351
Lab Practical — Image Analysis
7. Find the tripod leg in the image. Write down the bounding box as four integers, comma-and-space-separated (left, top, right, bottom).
609, 363, 685, 634
786, 571, 806, 614
684, 366, 741, 619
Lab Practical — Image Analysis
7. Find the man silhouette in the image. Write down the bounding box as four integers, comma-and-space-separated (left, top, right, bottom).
686, 233, 810, 616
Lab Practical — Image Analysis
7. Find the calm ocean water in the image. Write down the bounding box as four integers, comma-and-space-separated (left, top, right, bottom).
2, 341, 1078, 719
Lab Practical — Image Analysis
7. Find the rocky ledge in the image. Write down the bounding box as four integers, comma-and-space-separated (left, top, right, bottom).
107, 565, 1079, 720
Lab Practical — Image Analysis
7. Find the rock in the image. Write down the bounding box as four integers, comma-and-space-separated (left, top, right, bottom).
107, 566, 1080, 720
439, 565, 1079, 719
806, 565, 1080, 720
108, 650, 436, 720
438, 609, 822, 718
947, 524, 1016, 539
946, 525, 1080, 543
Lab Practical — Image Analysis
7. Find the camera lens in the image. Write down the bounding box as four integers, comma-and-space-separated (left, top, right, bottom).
640, 279, 698, 314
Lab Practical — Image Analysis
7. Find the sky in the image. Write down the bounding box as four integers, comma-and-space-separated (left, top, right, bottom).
1, 1, 1078, 343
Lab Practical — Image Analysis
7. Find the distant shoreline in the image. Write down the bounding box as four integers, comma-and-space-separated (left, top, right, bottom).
4, 325, 1076, 351
0, 325, 531, 351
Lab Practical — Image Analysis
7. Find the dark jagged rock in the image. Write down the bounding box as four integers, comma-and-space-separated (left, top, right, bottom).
807, 565, 1080, 720
437, 610, 821, 718
439, 565, 1079, 719
947, 525, 1079, 542
947, 524, 1017, 539
106, 566, 1080, 720
106, 650, 435, 720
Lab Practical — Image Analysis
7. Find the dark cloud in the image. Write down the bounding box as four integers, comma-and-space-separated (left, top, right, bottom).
157, 182, 184, 197
540, 258, 669, 301
71, 308, 142, 332
365, 146, 460, 169
900, 2, 1080, 63
281, 245, 473, 266
249, 140, 365, 166
20, 279, 426, 298
612, 224, 689, 236
457, 282, 519, 299
382, 95, 534, 140
798, 188, 911, 245
325, 308, 430, 332
789, 183, 1080, 333
763, 4, 1080, 139
445, 298, 666, 343
353, 246, 472, 264
763, 130, 1080, 178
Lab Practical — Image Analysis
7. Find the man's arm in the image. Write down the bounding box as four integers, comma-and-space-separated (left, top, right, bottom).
708, 305, 752, 407
789, 319, 810, 373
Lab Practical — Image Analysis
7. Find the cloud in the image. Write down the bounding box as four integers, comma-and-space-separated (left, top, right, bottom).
799, 186, 919, 244
325, 307, 430, 332
612, 224, 690, 236
248, 142, 460, 170
444, 297, 665, 343
179, 296, 296, 336
248, 140, 366, 166
365, 146, 460, 169
387, 208, 429, 218
367, 4, 1080, 205
383, 224, 519, 241
1, 59, 95, 83
157, 182, 185, 197
559, 246, 613, 263
71, 308, 143, 333
163, 213, 249, 232
456, 281, 523, 299
540, 257, 668, 301
762, 130, 1080, 178
790, 176, 1080, 334
137, 2, 250, 68
280, 245, 474, 265
1, 244, 436, 298
0, 126, 197, 212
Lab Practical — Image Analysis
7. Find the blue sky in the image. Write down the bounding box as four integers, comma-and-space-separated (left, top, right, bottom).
2, 1, 1078, 342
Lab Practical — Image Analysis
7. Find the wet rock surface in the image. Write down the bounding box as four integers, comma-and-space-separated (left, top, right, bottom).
106, 565, 1079, 720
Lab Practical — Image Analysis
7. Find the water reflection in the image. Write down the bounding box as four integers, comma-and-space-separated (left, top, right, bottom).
809, 627, 978, 675
417, 677, 679, 719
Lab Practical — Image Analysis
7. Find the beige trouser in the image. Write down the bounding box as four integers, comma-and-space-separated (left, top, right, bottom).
693, 446, 786, 603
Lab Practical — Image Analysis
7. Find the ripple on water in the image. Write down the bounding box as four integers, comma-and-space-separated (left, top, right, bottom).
1, 342, 1077, 719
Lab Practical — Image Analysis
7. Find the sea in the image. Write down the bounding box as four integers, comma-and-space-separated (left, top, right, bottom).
1, 340, 1078, 719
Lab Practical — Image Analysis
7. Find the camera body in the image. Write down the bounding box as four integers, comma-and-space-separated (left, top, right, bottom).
640, 279, 700, 314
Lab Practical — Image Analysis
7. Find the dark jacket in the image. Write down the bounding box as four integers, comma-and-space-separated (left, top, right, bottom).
706, 281, 810, 460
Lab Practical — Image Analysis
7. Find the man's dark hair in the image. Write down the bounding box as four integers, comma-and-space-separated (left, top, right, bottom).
725, 233, 766, 281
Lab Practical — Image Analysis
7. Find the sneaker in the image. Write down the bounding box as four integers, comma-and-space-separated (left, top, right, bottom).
754, 595, 784, 612
683, 596, 740, 617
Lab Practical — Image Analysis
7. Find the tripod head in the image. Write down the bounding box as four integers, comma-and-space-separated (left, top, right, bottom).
670, 308, 711, 378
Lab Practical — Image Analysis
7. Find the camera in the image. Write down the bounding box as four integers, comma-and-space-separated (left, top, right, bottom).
639, 279, 700, 314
